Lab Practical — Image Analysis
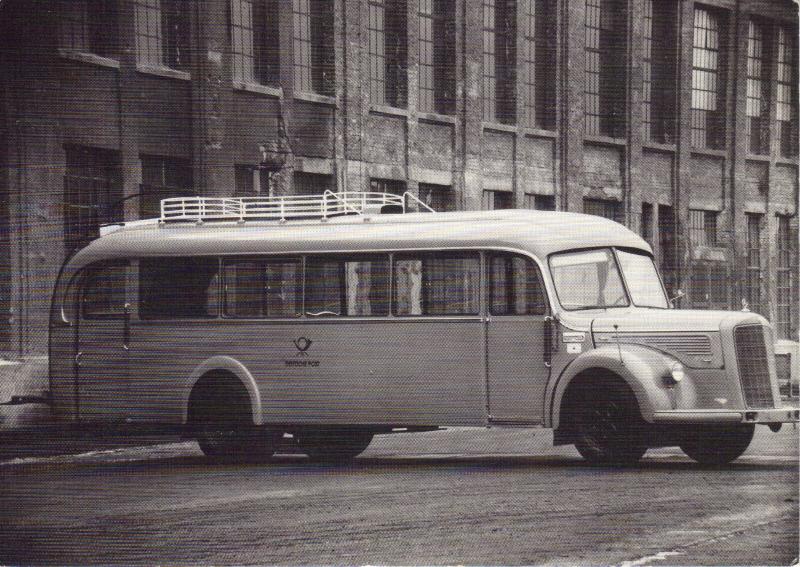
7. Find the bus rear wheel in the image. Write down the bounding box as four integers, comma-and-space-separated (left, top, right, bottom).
297, 428, 373, 462
679, 424, 754, 465
573, 389, 647, 466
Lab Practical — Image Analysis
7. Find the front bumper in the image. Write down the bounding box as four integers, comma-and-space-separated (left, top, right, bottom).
652, 405, 800, 425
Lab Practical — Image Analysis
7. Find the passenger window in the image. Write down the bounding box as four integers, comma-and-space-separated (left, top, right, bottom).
81, 262, 128, 319
139, 257, 220, 319
223, 258, 301, 318
305, 256, 390, 317
489, 254, 546, 315
394, 253, 480, 315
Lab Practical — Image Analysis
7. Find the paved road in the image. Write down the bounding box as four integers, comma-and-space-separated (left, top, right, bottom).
1, 426, 797, 565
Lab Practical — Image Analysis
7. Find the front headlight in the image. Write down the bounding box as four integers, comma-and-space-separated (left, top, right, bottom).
663, 361, 685, 386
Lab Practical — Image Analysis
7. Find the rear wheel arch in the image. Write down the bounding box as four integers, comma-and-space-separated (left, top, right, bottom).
182, 357, 262, 426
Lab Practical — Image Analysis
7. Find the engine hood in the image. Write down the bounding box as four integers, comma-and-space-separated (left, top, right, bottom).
559, 308, 769, 334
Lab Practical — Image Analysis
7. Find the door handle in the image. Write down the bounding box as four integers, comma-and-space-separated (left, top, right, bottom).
123, 303, 131, 350
75, 351, 83, 366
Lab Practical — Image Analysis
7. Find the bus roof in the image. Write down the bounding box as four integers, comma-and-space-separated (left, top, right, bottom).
70, 209, 652, 268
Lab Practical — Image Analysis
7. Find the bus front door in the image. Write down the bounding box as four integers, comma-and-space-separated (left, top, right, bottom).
485, 254, 550, 424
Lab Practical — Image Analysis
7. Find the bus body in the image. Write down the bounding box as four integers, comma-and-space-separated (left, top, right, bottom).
49, 193, 799, 464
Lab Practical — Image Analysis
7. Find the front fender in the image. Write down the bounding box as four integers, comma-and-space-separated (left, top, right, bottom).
179, 356, 263, 426
546, 345, 698, 428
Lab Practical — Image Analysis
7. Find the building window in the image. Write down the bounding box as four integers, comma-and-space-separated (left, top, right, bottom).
690, 260, 727, 310
419, 183, 455, 211
777, 26, 798, 158
293, 172, 334, 195
370, 178, 406, 196
64, 146, 122, 254
60, 0, 118, 58
419, 0, 456, 115
369, 0, 408, 108
658, 205, 678, 298
483, 190, 514, 210
584, 0, 626, 137
0, 139, 9, 352
523, 0, 556, 130
642, 0, 677, 144
640, 202, 653, 245
688, 209, 718, 247
234, 164, 270, 197
583, 198, 622, 222
140, 155, 193, 219
524, 193, 555, 211
293, 0, 334, 95
691, 7, 726, 150
134, 0, 191, 70
483, 0, 516, 124
776, 215, 797, 339
745, 213, 763, 315
745, 20, 769, 155
230, 0, 280, 86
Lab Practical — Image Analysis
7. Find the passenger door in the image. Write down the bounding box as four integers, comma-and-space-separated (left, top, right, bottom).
75, 261, 131, 421
486, 253, 550, 424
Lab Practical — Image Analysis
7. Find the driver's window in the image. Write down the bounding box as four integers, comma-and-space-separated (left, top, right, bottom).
81, 262, 129, 319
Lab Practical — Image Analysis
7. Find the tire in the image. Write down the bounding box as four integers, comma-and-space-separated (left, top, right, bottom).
573, 388, 648, 466
297, 428, 373, 462
680, 424, 754, 465
196, 419, 281, 463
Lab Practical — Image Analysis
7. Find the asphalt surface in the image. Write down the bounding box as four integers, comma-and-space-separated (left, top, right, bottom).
1, 426, 797, 566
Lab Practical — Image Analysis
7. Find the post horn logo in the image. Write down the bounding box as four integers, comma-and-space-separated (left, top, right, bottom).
293, 337, 313, 357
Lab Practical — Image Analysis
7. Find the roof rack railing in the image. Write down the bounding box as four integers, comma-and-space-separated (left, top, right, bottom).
159, 191, 435, 223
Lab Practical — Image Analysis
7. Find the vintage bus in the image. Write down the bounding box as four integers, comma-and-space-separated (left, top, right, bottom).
49, 192, 799, 465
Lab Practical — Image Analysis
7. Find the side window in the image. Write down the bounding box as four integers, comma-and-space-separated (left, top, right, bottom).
305, 256, 390, 317
223, 258, 301, 318
81, 262, 129, 319
394, 253, 480, 315
489, 253, 547, 315
139, 257, 220, 319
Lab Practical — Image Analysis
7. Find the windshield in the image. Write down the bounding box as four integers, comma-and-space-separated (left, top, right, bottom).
549, 249, 629, 310
616, 249, 668, 308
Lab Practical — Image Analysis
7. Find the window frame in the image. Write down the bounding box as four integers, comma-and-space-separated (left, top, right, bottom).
304, 254, 392, 318
222, 256, 303, 319
137, 256, 222, 321
79, 260, 130, 321
392, 251, 482, 317
487, 252, 548, 316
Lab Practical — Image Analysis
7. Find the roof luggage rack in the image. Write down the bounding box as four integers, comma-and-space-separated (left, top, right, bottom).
159, 190, 435, 224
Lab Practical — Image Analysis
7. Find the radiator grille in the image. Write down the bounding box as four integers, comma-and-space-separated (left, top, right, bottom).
734, 325, 774, 409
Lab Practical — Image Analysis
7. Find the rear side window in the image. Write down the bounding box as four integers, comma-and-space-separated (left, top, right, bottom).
223, 258, 301, 318
139, 258, 220, 319
394, 253, 480, 315
81, 262, 128, 319
488, 253, 546, 315
305, 256, 390, 317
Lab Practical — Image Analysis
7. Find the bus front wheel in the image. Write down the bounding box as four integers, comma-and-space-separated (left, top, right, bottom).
679, 424, 754, 465
297, 428, 373, 462
573, 389, 648, 466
